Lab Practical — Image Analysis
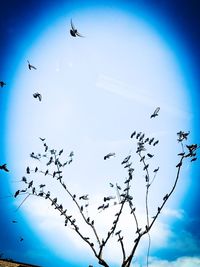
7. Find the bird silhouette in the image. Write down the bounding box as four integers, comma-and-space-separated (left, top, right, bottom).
153, 167, 159, 172
150, 107, 160, 118
33, 92, 42, 102
28, 180, 33, 188
104, 152, 115, 160
70, 19, 84, 37
39, 137, 45, 141
19, 237, 24, 242
147, 153, 154, 158
14, 190, 20, 198
130, 131, 136, 138
27, 60, 37, 70
0, 81, 6, 87
0, 164, 9, 172
121, 155, 131, 165
12, 220, 17, 223
79, 195, 89, 200
153, 140, 159, 146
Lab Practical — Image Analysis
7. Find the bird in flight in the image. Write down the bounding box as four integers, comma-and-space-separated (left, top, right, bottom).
104, 152, 116, 160
33, 92, 42, 102
0, 164, 9, 172
70, 19, 84, 37
0, 81, 6, 87
150, 107, 160, 118
27, 60, 37, 70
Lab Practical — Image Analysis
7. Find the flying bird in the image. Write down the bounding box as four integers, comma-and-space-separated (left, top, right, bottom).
147, 153, 154, 158
27, 60, 37, 70
0, 81, 6, 87
70, 19, 84, 37
150, 107, 160, 118
0, 164, 9, 172
33, 92, 42, 102
104, 152, 115, 160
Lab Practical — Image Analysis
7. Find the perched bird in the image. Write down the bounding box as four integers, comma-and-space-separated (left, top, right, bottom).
121, 155, 131, 165
104, 152, 115, 160
33, 92, 42, 102
150, 107, 160, 118
59, 149, 63, 156
130, 131, 136, 138
21, 176, 27, 183
143, 164, 149, 171
70, 19, 84, 37
0, 164, 9, 172
0, 81, 6, 87
27, 60, 37, 70
14, 190, 20, 198
136, 132, 142, 139
149, 138, 155, 145
153, 140, 159, 146
153, 167, 159, 173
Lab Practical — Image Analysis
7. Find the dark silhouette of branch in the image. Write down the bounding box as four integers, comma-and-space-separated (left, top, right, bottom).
14, 129, 198, 267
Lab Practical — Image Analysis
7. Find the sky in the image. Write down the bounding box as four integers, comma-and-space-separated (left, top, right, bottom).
0, 0, 200, 267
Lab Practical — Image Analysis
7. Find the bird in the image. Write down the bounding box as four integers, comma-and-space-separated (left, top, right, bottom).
27, 60, 37, 70
33, 92, 42, 102
0, 164, 9, 172
26, 167, 30, 174
19, 237, 24, 242
104, 152, 115, 160
79, 194, 89, 200
12, 220, 17, 223
59, 149, 63, 156
143, 164, 149, 171
130, 131, 136, 138
147, 153, 154, 158
136, 132, 142, 139
150, 107, 160, 118
121, 155, 131, 165
0, 81, 6, 87
153, 140, 159, 146
39, 137, 45, 141
28, 180, 33, 188
70, 19, 84, 37
14, 190, 20, 198
153, 167, 159, 173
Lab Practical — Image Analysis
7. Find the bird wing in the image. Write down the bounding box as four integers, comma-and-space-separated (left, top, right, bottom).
154, 107, 160, 115
70, 19, 76, 31
76, 31, 84, 37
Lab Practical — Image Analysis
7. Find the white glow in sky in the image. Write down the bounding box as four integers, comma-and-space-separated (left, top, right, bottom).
6, 8, 195, 265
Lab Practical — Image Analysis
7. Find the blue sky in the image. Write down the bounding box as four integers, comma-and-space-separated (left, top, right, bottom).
0, 1, 200, 267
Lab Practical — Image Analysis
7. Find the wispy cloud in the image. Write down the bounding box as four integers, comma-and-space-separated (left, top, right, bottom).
96, 73, 191, 119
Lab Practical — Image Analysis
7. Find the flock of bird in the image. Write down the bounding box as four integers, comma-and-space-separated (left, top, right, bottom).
0, 19, 164, 255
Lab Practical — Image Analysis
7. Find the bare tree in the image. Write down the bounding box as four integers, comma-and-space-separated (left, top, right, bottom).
14, 130, 198, 267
